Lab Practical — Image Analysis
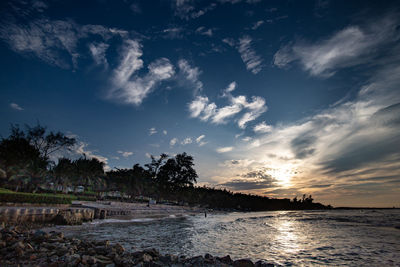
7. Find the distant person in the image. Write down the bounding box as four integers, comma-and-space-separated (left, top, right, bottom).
205, 211, 207, 218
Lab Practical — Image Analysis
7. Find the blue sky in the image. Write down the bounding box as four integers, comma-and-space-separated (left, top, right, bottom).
1, 0, 399, 206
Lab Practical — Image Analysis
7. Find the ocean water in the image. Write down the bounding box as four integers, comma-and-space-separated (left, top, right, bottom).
63, 209, 400, 266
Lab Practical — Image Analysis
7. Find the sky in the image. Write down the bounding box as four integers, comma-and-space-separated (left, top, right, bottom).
0, 0, 399, 207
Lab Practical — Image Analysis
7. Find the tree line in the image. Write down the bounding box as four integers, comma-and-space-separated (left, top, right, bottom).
0, 124, 330, 210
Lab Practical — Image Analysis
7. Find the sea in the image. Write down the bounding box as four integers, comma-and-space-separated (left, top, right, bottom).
60, 209, 400, 266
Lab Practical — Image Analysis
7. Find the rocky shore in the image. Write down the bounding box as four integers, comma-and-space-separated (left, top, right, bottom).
0, 226, 275, 267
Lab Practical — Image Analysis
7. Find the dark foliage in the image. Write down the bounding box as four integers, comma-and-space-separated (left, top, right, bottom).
0, 123, 330, 210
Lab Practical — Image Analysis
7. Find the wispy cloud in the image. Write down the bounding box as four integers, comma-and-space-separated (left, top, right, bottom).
178, 59, 203, 94
196, 26, 213, 37
189, 82, 267, 128
117, 150, 133, 158
214, 60, 400, 205
69, 141, 110, 171
149, 127, 157, 135
253, 121, 273, 133
0, 15, 120, 69
173, 1, 217, 20
222, 36, 264, 74
251, 20, 264, 30
274, 15, 400, 77
196, 135, 205, 143
238, 35, 263, 74
196, 135, 207, 146
181, 137, 193, 145
222, 38, 235, 47
10, 102, 24, 111
170, 138, 178, 147
130, 3, 142, 14
109, 40, 175, 105
162, 27, 185, 39
216, 146, 234, 153
89, 42, 109, 68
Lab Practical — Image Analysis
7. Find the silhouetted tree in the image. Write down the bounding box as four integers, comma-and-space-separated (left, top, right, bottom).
145, 153, 169, 179
158, 152, 198, 187
0, 128, 48, 191
25, 123, 76, 158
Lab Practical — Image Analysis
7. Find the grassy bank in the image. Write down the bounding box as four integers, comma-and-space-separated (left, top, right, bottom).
0, 188, 95, 204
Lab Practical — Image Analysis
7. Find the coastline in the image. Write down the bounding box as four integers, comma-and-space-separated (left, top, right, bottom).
0, 201, 208, 227
0, 225, 273, 266
0, 201, 272, 266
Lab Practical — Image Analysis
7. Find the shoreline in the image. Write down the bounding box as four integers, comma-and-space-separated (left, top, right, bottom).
0, 200, 209, 227
0, 225, 274, 266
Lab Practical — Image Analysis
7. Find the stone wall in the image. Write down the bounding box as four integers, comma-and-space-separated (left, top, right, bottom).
0, 207, 94, 225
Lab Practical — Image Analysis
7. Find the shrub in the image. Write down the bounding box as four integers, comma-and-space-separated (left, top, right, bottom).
76, 195, 96, 201
0, 190, 75, 204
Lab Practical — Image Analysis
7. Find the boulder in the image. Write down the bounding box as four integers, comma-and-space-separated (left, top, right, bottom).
217, 255, 233, 265
233, 259, 255, 267
142, 253, 153, 262
188, 255, 205, 265
114, 243, 125, 254
255, 260, 274, 267
66, 254, 81, 265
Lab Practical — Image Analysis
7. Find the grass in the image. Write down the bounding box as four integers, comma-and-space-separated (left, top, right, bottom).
0, 188, 96, 204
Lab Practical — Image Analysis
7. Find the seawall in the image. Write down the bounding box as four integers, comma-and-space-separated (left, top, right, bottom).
0, 207, 95, 225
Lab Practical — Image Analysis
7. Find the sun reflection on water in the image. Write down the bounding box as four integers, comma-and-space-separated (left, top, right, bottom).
266, 211, 305, 258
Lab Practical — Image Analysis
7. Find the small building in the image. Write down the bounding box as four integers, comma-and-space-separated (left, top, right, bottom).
75, 186, 85, 193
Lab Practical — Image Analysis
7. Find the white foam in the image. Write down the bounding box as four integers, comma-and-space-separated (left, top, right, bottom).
87, 218, 156, 225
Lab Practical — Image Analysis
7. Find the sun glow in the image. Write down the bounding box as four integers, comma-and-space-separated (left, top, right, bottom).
268, 166, 294, 187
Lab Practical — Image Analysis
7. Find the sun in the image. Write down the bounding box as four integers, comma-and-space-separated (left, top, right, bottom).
268, 167, 293, 187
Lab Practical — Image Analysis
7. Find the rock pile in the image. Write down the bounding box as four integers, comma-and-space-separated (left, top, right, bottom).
0, 226, 275, 266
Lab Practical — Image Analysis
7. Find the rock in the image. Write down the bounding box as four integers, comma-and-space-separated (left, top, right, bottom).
13, 241, 25, 250
143, 248, 159, 258
205, 253, 215, 264
56, 232, 64, 239
141, 253, 153, 262
255, 260, 274, 267
188, 255, 205, 265
49, 254, 59, 263
15, 246, 24, 256
95, 255, 113, 264
218, 255, 233, 265
96, 240, 110, 246
233, 259, 255, 267
113, 255, 123, 265
114, 243, 125, 254
82, 255, 96, 265
25, 242, 34, 251
88, 248, 96, 256
95, 245, 109, 255
159, 254, 178, 264
56, 245, 69, 256
205, 253, 213, 259
66, 253, 81, 265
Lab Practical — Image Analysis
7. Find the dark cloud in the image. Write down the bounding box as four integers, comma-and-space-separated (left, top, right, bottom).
307, 184, 332, 188
220, 179, 276, 190
220, 169, 277, 190
321, 141, 400, 174
242, 170, 273, 180
371, 102, 400, 126
263, 187, 301, 197
290, 134, 316, 159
